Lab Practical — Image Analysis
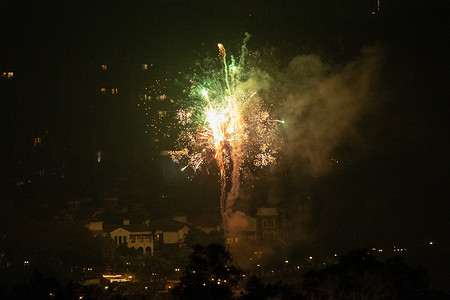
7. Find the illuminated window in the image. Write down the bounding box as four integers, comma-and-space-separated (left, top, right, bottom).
160, 150, 172, 156
34, 137, 41, 147
2, 72, 14, 78
101, 64, 107, 71
100, 88, 106, 94
158, 111, 167, 118
111, 88, 118, 94
141, 64, 148, 70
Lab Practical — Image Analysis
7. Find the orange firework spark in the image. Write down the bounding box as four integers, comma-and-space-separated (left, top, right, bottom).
171, 35, 282, 238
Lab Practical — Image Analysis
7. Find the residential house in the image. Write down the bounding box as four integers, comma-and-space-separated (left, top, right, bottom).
226, 212, 257, 246
256, 207, 281, 241
103, 219, 154, 255
151, 218, 189, 250
192, 214, 221, 234
86, 218, 104, 237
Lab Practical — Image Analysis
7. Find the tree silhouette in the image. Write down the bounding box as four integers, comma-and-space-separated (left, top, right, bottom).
383, 256, 429, 300
302, 249, 432, 300
184, 227, 225, 247
303, 270, 329, 300
242, 275, 304, 300
326, 249, 383, 300
172, 244, 242, 300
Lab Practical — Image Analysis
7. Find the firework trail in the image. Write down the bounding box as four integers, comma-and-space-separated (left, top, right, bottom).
172, 34, 281, 237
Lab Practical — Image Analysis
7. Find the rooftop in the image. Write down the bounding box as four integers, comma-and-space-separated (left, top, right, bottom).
150, 219, 187, 232
103, 224, 151, 233
256, 208, 278, 216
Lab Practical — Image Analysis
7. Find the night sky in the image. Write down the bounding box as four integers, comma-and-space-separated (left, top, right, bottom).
1, 0, 449, 290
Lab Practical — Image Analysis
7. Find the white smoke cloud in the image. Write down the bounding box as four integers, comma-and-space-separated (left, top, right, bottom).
227, 210, 249, 231
233, 46, 387, 252
276, 46, 385, 176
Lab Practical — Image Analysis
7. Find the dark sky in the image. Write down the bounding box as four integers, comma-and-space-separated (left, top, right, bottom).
1, 0, 449, 275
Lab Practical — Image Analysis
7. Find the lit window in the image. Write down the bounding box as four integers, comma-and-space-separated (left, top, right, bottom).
34, 137, 41, 147
2, 72, 6, 78
158, 111, 167, 118
141, 64, 148, 70
100, 88, 106, 94
160, 150, 172, 156
8, 72, 14, 78
112, 88, 118, 94
101, 65, 107, 71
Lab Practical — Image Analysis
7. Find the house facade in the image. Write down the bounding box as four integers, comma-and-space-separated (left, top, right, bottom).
226, 212, 257, 247
151, 219, 190, 250
102, 221, 154, 255
86, 217, 191, 255
256, 207, 280, 241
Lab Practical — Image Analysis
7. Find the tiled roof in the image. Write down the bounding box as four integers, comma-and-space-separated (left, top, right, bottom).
103, 224, 151, 233
85, 216, 103, 223
256, 208, 278, 216
150, 219, 187, 231
192, 214, 221, 227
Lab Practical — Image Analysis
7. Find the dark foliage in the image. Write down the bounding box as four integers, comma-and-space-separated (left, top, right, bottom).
241, 275, 304, 300
302, 249, 433, 300
172, 243, 242, 300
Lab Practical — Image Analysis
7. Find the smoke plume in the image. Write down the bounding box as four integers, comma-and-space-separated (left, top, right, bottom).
276, 46, 385, 176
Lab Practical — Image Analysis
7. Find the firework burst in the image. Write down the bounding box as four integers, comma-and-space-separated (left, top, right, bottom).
172, 34, 282, 236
